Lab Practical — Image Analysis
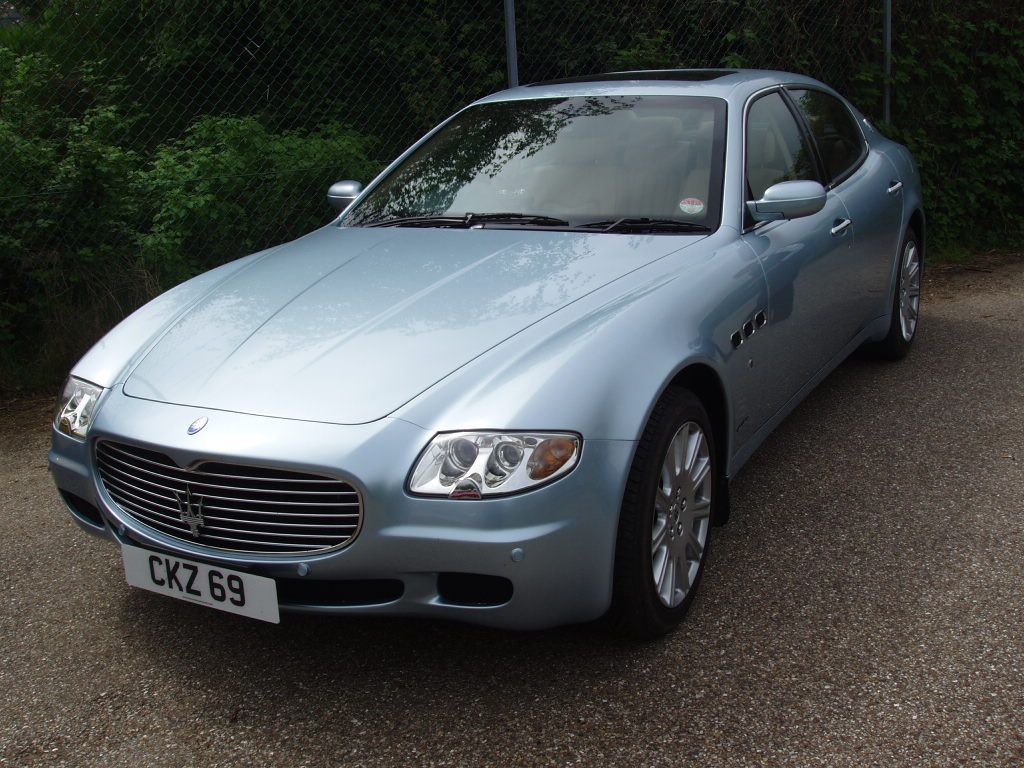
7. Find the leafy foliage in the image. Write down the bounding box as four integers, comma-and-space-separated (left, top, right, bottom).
0, 0, 1021, 393
139, 117, 374, 286
0, 46, 371, 391
876, 1, 1024, 255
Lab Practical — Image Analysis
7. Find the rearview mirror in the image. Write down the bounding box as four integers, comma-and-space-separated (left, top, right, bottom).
327, 180, 363, 213
747, 180, 826, 222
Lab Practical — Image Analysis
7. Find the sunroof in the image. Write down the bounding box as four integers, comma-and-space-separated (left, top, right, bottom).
526, 70, 736, 87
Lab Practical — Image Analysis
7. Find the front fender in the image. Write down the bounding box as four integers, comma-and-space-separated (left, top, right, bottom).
69, 249, 273, 389
396, 233, 767, 475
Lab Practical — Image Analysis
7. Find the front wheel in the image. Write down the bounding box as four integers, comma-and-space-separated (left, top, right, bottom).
864, 230, 922, 360
607, 387, 716, 639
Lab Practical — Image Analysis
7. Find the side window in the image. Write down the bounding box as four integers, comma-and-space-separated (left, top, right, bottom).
745, 91, 818, 201
788, 89, 865, 183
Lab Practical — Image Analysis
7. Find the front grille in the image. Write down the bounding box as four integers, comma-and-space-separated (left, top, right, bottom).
95, 440, 362, 555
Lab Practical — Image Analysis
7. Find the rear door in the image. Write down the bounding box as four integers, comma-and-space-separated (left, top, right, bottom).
787, 87, 904, 327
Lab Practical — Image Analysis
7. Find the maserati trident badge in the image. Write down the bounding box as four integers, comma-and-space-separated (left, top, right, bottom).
175, 485, 205, 537
187, 416, 208, 435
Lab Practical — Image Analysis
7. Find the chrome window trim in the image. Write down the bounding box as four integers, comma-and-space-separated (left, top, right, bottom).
740, 84, 781, 233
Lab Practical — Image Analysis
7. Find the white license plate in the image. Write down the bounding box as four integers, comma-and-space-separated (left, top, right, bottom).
121, 544, 280, 623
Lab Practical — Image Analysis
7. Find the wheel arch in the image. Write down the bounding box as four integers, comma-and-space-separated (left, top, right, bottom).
667, 364, 728, 462
908, 208, 926, 259
663, 362, 732, 524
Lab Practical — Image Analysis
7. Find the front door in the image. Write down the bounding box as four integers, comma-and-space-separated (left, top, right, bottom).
739, 89, 855, 428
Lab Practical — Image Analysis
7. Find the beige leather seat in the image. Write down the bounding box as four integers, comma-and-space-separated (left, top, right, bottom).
529, 155, 620, 217
676, 119, 716, 219
617, 117, 689, 218
528, 112, 635, 218
746, 125, 788, 199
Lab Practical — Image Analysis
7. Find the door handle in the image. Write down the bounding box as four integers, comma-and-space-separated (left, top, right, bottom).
887, 180, 904, 194
831, 218, 852, 236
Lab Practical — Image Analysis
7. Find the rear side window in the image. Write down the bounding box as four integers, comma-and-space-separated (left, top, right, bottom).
745, 91, 818, 200
788, 89, 865, 183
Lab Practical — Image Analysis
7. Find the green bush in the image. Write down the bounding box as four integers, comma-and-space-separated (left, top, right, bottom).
0, 47, 372, 393
139, 116, 374, 287
880, 1, 1024, 255
0, 50, 145, 387
0, 0, 1021, 394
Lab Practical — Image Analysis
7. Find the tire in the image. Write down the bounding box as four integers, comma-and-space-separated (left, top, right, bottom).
607, 387, 716, 639
864, 229, 922, 360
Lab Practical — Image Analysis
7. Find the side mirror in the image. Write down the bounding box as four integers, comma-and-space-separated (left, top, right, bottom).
327, 180, 363, 213
747, 180, 826, 222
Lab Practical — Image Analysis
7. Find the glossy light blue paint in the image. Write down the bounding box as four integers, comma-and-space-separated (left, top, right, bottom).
121, 226, 713, 425
51, 70, 923, 629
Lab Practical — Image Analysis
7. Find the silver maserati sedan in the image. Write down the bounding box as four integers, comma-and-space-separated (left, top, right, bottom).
50, 69, 923, 637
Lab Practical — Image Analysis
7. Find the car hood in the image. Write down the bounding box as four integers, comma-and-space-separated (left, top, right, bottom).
124, 225, 706, 424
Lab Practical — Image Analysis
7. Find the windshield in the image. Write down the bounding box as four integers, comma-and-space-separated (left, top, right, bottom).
344, 95, 727, 231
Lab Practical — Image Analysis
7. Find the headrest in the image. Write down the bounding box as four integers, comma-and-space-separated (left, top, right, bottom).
622, 117, 684, 165
762, 129, 778, 163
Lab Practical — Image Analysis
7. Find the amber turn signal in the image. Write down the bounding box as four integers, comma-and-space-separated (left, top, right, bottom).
527, 437, 578, 480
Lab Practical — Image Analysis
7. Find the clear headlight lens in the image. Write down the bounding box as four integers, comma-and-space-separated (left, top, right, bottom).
54, 377, 103, 439
409, 431, 581, 499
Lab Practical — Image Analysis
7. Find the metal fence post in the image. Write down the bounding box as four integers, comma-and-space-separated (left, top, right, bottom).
883, 0, 892, 123
504, 0, 519, 87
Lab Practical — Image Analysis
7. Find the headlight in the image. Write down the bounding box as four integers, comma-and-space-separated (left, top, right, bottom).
54, 377, 103, 439
409, 431, 581, 499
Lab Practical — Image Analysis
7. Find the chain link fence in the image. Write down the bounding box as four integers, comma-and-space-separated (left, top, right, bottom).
0, 0, 884, 391
517, 1, 881, 99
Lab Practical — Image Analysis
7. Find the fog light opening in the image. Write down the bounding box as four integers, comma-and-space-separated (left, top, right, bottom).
437, 572, 514, 607
60, 491, 105, 528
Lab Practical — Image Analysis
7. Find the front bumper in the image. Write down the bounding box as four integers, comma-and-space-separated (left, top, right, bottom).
49, 390, 636, 629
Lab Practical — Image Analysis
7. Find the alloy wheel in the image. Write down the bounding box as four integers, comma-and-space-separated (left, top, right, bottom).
651, 421, 712, 608
899, 240, 921, 342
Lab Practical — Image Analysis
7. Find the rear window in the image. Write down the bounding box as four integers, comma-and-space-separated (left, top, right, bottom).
787, 89, 865, 184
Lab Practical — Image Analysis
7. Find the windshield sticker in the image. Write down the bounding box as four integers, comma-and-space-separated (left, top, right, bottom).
678, 197, 705, 215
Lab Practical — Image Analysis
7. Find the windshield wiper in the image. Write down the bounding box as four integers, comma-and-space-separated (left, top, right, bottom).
464, 212, 570, 227
579, 218, 713, 234
363, 212, 570, 229
364, 215, 468, 228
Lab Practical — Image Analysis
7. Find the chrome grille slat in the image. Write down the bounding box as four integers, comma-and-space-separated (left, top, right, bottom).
107, 492, 184, 526
96, 440, 363, 555
201, 514, 357, 529
116, 507, 203, 537
198, 523, 345, 540
109, 490, 359, 533
101, 462, 360, 518
100, 442, 346, 484
98, 451, 359, 500
193, 533, 324, 550
98, 467, 180, 506
104, 483, 180, 517
113, 499, 352, 540
101, 472, 361, 524
116, 511, 323, 550
193, 503, 359, 519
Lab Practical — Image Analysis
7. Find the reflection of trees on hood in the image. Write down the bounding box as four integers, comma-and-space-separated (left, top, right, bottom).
347, 96, 640, 223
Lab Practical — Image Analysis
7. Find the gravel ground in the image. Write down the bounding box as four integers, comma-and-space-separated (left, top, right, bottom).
2, 260, 1022, 767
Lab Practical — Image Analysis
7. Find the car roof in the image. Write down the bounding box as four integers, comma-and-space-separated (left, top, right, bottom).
474, 69, 833, 106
